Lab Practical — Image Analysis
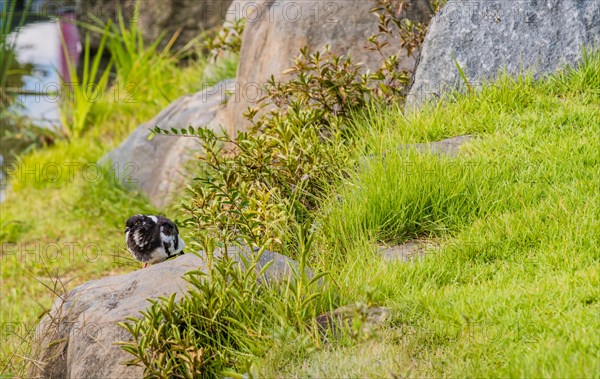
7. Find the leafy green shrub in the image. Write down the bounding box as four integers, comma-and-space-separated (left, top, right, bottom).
204, 17, 245, 61
259, 46, 372, 124
151, 45, 366, 252
119, 253, 271, 378
118, 225, 328, 378
154, 0, 439, 250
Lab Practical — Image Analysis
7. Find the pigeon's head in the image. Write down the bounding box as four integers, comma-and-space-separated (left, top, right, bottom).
125, 214, 145, 233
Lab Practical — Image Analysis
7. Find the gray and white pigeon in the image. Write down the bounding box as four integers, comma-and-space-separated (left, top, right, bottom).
125, 214, 185, 268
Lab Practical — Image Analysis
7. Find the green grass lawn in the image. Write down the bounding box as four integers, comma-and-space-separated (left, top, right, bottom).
0, 53, 237, 375
257, 52, 600, 377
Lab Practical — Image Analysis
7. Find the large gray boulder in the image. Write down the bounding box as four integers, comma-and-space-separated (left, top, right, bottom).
407, 0, 600, 107
29, 248, 311, 379
225, 0, 435, 135
101, 80, 234, 209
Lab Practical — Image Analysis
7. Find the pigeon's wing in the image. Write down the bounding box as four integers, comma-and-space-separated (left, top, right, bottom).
158, 217, 181, 257
126, 215, 163, 263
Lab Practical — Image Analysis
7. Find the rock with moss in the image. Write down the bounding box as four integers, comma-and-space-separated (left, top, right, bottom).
28, 248, 310, 378
407, 0, 600, 108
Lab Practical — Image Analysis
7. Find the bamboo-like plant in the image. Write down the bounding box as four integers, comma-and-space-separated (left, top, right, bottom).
84, 0, 184, 105
57, 25, 112, 140
0, 0, 31, 108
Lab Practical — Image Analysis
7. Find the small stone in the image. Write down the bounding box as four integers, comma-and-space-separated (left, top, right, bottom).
399, 135, 475, 157
379, 240, 430, 263
315, 305, 391, 338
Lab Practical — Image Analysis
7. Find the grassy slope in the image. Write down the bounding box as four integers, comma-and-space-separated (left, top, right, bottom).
1, 40, 597, 377
260, 53, 600, 377
0, 54, 236, 374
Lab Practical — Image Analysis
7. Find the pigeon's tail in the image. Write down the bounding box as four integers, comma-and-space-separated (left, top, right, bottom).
166, 251, 185, 261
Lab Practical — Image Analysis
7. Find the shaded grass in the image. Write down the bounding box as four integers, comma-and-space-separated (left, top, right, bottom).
258, 51, 600, 377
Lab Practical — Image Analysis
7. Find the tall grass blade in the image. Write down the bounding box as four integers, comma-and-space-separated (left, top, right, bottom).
58, 24, 112, 139
452, 55, 474, 96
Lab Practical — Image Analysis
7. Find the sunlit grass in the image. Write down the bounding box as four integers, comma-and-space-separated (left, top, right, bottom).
258, 51, 600, 377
